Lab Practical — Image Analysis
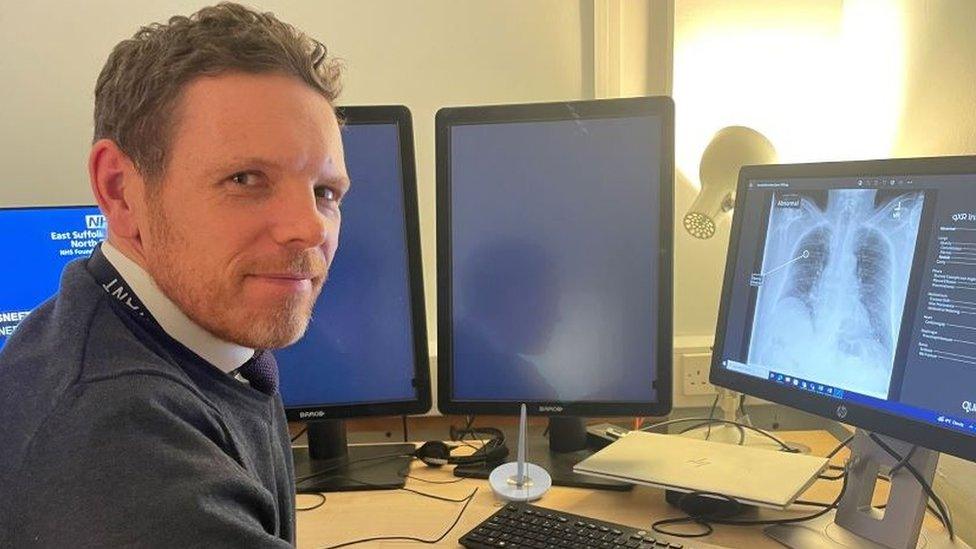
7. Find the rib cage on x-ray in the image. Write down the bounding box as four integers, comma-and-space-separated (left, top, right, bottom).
749, 189, 924, 399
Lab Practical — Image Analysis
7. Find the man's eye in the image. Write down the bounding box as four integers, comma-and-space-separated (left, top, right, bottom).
316, 186, 338, 202
230, 172, 257, 186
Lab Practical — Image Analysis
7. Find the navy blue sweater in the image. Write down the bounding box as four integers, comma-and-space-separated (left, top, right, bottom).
0, 258, 295, 547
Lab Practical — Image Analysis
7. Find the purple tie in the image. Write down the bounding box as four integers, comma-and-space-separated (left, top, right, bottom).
238, 351, 279, 395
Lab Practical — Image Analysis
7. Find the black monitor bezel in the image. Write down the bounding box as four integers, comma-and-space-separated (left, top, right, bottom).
283, 105, 432, 421
435, 96, 674, 417
711, 154, 976, 461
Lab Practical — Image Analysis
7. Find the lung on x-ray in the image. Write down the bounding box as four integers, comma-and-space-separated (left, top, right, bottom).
748, 189, 924, 399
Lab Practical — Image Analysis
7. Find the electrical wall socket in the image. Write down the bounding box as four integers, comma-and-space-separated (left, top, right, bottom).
681, 352, 717, 396
671, 336, 774, 409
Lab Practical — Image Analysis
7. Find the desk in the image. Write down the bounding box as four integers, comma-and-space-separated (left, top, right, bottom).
295, 430, 947, 548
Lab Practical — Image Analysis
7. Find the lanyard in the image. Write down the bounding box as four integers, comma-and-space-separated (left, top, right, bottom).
85, 243, 169, 340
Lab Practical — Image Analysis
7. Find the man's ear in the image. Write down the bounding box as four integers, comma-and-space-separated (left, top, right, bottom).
88, 139, 145, 240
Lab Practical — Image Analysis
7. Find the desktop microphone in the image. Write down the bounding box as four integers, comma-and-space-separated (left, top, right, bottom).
488, 403, 552, 501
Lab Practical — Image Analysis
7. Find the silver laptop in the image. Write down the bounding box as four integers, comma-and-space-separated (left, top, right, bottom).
573, 431, 828, 508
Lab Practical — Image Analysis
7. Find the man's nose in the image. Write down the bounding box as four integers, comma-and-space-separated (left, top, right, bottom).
268, 186, 331, 250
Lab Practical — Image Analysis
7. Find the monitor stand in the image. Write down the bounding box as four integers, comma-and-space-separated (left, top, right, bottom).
766, 429, 968, 549
453, 416, 631, 491
292, 419, 415, 493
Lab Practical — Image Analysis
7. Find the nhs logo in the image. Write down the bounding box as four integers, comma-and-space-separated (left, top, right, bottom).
85, 215, 106, 230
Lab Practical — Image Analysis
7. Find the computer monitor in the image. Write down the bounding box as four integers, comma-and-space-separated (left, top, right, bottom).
276, 106, 431, 493
436, 97, 674, 489
712, 156, 976, 547
0, 205, 105, 348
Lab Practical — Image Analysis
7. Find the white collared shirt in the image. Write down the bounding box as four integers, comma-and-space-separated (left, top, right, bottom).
101, 241, 255, 375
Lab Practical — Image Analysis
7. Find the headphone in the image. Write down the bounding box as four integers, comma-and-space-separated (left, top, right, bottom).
414, 426, 509, 467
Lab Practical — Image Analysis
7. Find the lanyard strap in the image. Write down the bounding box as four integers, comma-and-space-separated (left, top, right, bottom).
85, 244, 168, 338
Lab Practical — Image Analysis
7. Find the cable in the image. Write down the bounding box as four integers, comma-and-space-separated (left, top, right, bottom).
818, 471, 846, 481
641, 417, 797, 452
449, 417, 507, 465
874, 501, 947, 529
825, 434, 855, 460
320, 487, 479, 549
704, 394, 720, 440
807, 435, 949, 532
652, 468, 850, 538
402, 415, 409, 443
650, 432, 952, 541
291, 426, 308, 443
889, 444, 917, 476
679, 420, 745, 445
402, 473, 468, 485
451, 415, 483, 453
294, 451, 412, 486
817, 433, 854, 482
337, 475, 474, 502
296, 492, 327, 512
867, 433, 953, 541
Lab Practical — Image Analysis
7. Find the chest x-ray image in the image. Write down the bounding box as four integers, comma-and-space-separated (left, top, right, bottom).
748, 188, 925, 398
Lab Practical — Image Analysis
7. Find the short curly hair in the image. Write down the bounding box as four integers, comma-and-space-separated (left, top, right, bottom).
93, 2, 342, 181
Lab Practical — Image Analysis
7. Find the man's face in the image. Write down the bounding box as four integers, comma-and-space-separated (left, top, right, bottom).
140, 72, 348, 349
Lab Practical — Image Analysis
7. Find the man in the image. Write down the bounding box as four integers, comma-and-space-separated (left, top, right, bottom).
0, 4, 347, 546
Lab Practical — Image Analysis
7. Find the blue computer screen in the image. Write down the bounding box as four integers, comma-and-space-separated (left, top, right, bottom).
277, 123, 418, 408
449, 115, 663, 403
717, 173, 976, 436
0, 206, 105, 347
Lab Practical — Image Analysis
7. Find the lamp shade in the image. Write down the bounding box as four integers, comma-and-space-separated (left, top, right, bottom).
683, 126, 777, 239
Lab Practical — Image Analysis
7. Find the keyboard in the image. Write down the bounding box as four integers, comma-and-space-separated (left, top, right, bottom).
459, 502, 730, 549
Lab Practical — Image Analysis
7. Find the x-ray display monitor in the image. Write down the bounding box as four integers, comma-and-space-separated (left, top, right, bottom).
712, 157, 976, 460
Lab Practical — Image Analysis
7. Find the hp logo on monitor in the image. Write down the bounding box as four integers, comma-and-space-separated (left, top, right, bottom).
835, 405, 848, 419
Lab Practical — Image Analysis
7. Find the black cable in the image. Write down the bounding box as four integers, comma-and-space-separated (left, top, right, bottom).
825, 434, 855, 460
704, 394, 720, 440
294, 452, 411, 486
641, 417, 797, 452
817, 434, 854, 478
889, 444, 917, 476
652, 469, 850, 538
874, 501, 947, 528
679, 420, 746, 445
450, 417, 507, 464
818, 471, 846, 481
337, 475, 474, 502
817, 433, 855, 482
291, 426, 308, 443
797, 485, 946, 529
402, 415, 409, 443
810, 445, 948, 531
452, 415, 482, 452
792, 499, 832, 508
296, 492, 327, 512
319, 488, 479, 549
402, 473, 468, 485
867, 433, 953, 540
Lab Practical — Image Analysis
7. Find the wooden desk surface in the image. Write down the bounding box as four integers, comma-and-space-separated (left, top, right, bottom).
295, 430, 948, 548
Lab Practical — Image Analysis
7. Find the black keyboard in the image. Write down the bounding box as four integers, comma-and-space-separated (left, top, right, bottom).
459, 502, 729, 549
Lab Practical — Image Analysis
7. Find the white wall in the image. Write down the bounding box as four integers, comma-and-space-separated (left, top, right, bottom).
0, 0, 594, 352
672, 0, 911, 336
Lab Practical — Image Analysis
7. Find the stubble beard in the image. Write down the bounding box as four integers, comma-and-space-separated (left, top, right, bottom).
145, 207, 325, 350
